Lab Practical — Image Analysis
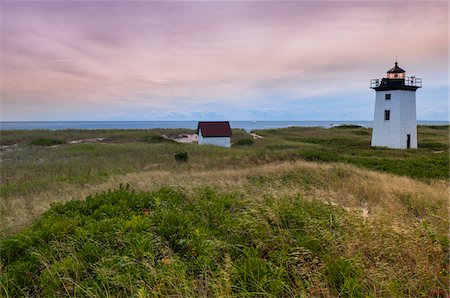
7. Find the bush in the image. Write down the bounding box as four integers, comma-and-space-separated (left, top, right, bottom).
174, 152, 188, 162
419, 142, 448, 150
352, 130, 370, 136
331, 125, 363, 129
425, 125, 449, 130
234, 138, 254, 146
300, 150, 339, 162
140, 135, 172, 143
28, 139, 66, 146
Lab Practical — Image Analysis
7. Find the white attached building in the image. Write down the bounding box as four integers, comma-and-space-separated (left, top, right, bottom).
197, 121, 232, 148
370, 62, 422, 149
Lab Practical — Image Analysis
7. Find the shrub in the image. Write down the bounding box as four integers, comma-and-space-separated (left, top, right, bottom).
300, 150, 339, 162
140, 135, 172, 143
28, 139, 66, 146
324, 257, 363, 297
425, 125, 449, 130
419, 142, 448, 150
174, 152, 188, 162
352, 130, 370, 136
331, 124, 363, 129
234, 138, 254, 146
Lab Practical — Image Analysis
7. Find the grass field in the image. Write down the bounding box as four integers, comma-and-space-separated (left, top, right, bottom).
1, 125, 448, 296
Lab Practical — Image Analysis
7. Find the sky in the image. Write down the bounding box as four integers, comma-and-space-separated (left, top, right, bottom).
0, 1, 448, 121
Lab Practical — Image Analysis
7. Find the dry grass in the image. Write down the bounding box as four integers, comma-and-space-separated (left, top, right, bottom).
2, 160, 447, 237
2, 160, 448, 296
2, 126, 448, 296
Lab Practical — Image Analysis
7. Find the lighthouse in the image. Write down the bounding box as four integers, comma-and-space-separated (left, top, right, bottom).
370, 62, 422, 149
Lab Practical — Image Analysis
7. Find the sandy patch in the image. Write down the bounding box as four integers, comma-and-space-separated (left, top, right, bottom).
172, 134, 198, 144
69, 137, 104, 144
250, 133, 264, 140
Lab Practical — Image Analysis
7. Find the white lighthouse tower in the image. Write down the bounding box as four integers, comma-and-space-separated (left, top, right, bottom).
370, 62, 422, 149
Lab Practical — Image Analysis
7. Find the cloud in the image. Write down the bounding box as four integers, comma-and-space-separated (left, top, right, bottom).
0, 1, 447, 121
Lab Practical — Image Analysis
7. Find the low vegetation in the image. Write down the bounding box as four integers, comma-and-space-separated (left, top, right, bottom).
140, 134, 174, 144
1, 184, 447, 297
174, 152, 189, 162
331, 124, 363, 129
251, 125, 448, 180
28, 139, 66, 146
0, 129, 194, 146
0, 125, 448, 296
233, 138, 255, 146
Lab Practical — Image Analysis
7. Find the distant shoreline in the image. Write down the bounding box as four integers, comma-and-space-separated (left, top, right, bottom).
1, 120, 448, 131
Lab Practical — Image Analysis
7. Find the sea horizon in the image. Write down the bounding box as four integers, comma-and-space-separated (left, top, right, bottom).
1, 120, 448, 132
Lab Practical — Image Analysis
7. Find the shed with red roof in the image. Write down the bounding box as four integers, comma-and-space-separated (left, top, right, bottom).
197, 121, 232, 148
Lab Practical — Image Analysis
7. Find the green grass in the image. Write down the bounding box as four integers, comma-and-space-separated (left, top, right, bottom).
140, 134, 174, 143
0, 126, 448, 296
0, 129, 195, 146
1, 125, 447, 207
331, 124, 364, 129
233, 138, 255, 146
0, 142, 245, 199
174, 152, 189, 162
2, 185, 445, 297
28, 139, 66, 146
249, 125, 449, 180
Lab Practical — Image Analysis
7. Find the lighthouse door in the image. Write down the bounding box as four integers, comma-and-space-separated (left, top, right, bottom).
407, 134, 411, 149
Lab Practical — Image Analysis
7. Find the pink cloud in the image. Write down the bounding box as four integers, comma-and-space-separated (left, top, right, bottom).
1, 1, 447, 120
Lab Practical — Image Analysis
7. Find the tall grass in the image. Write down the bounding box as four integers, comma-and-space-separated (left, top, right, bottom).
1, 185, 447, 297
1, 126, 448, 236
0, 126, 448, 296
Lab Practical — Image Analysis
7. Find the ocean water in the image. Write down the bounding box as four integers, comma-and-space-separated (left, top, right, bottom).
0, 121, 447, 132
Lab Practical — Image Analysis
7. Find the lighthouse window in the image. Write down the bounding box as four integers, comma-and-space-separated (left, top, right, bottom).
384, 110, 390, 121
385, 94, 391, 100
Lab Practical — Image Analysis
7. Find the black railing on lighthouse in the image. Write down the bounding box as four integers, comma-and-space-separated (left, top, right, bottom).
370, 77, 422, 89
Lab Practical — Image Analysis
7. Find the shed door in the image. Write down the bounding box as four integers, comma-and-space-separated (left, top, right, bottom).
407, 134, 411, 149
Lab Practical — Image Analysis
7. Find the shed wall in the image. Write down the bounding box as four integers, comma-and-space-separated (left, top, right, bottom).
198, 130, 231, 148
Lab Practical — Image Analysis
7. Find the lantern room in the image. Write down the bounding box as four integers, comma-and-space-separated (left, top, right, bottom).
386, 62, 405, 79
370, 62, 422, 90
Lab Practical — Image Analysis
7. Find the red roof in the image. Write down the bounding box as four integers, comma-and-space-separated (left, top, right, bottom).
197, 121, 232, 137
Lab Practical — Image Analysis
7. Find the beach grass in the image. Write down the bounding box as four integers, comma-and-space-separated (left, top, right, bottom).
0, 125, 448, 296
1, 182, 448, 297
1, 125, 448, 235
